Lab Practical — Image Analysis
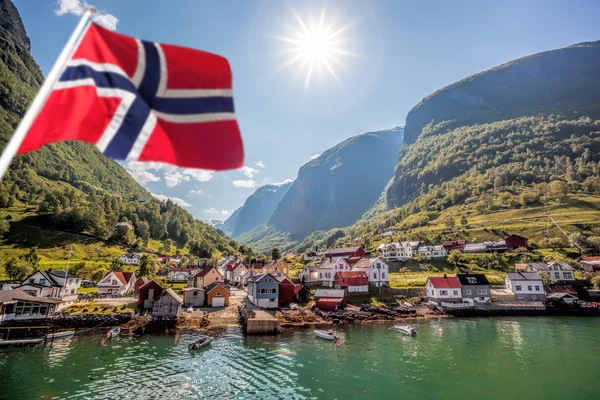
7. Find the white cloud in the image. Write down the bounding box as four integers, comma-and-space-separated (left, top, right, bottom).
239, 166, 259, 178
125, 162, 161, 185
272, 178, 294, 186
183, 169, 213, 182
150, 193, 192, 207
188, 189, 203, 196
256, 161, 265, 169
221, 210, 231, 217
233, 179, 258, 188
309, 153, 321, 161
55, 0, 119, 31
204, 208, 219, 214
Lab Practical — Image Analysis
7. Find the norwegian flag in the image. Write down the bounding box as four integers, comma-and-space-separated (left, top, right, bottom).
18, 23, 244, 170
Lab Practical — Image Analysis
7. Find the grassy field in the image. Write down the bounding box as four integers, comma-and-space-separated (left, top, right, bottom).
77, 287, 98, 294
61, 301, 137, 314
388, 270, 505, 288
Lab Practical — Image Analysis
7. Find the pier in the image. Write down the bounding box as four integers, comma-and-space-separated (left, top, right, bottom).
238, 304, 280, 335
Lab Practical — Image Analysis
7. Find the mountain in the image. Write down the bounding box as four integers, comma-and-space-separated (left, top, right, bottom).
403, 41, 600, 145
222, 181, 293, 238
220, 206, 242, 236
0, 0, 261, 270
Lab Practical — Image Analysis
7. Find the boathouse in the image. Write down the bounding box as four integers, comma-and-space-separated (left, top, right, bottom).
152, 288, 183, 316
137, 279, 163, 309
183, 288, 205, 307
314, 289, 346, 311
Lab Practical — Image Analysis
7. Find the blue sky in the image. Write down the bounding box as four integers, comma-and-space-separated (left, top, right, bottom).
14, 0, 600, 222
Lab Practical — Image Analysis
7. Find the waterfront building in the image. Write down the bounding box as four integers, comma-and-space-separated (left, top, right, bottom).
504, 272, 545, 301
277, 276, 296, 306
425, 275, 462, 303
205, 282, 230, 307
456, 273, 491, 302
581, 256, 600, 272
97, 272, 136, 295
351, 257, 389, 287
0, 290, 60, 324
137, 280, 163, 309
317, 257, 351, 287
183, 288, 205, 307
518, 262, 575, 283
152, 288, 183, 316
133, 277, 150, 294
314, 289, 346, 311
247, 273, 279, 308
15, 269, 81, 304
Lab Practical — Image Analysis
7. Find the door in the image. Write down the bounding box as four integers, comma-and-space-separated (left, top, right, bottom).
212, 297, 225, 307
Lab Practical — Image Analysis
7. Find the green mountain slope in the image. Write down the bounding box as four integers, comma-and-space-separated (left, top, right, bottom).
403, 41, 600, 145
0, 0, 260, 276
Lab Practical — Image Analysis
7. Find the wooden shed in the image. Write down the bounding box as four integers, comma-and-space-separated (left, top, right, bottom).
183, 288, 205, 307
152, 288, 183, 316
205, 282, 230, 307
137, 280, 163, 309
314, 289, 346, 311
277, 276, 295, 306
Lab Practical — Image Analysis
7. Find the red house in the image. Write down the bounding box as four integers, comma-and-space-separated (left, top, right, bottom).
505, 235, 529, 251
323, 247, 366, 261
134, 277, 150, 294
277, 276, 296, 306
442, 240, 466, 253
334, 271, 369, 292
314, 289, 347, 311
137, 280, 163, 309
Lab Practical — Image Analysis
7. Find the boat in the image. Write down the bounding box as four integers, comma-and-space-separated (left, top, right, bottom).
314, 329, 339, 340
188, 336, 212, 350
45, 330, 75, 340
106, 327, 120, 338
394, 325, 417, 336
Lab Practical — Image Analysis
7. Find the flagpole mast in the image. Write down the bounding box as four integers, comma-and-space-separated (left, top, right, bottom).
0, 7, 96, 180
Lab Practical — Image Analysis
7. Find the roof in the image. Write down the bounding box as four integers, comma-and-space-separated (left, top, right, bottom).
323, 247, 362, 256
334, 271, 368, 286
317, 257, 347, 270
47, 270, 79, 279
515, 264, 528, 271
316, 298, 343, 305
464, 243, 487, 251
506, 234, 527, 240
548, 262, 575, 271
442, 240, 466, 246
137, 277, 150, 284
264, 260, 285, 269
0, 289, 61, 305
351, 258, 371, 269
428, 276, 462, 289
139, 279, 162, 290
545, 285, 577, 295
506, 272, 543, 281
170, 267, 197, 272
205, 281, 230, 294
546, 292, 578, 299
102, 271, 135, 285
161, 288, 183, 303
315, 289, 346, 298
251, 261, 265, 269
491, 289, 514, 296
433, 245, 445, 251
522, 262, 550, 271
183, 287, 204, 292
276, 276, 294, 284
247, 273, 277, 283
456, 273, 490, 286
304, 264, 319, 272
582, 256, 600, 262
194, 266, 221, 279
294, 284, 309, 294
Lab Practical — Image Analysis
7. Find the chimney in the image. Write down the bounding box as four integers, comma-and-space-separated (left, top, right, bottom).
443, 273, 447, 278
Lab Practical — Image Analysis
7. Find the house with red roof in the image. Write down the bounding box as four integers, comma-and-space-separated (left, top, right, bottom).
97, 271, 136, 295
334, 271, 369, 292
188, 266, 223, 289
425, 275, 462, 302
582, 256, 600, 272
225, 260, 249, 285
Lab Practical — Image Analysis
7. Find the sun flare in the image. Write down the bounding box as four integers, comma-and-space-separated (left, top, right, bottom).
274, 5, 358, 88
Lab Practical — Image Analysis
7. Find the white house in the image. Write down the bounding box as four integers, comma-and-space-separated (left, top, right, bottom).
351, 257, 389, 287
0, 290, 61, 323
381, 230, 396, 237
545, 262, 575, 282
97, 272, 136, 295
299, 264, 319, 285
378, 241, 417, 261
317, 257, 351, 287
303, 252, 321, 262
425, 276, 463, 302
417, 245, 447, 260
15, 270, 81, 303
227, 262, 249, 285
505, 272, 545, 301
168, 267, 199, 282
118, 253, 142, 265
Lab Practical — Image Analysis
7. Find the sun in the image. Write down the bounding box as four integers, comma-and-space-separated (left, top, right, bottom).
274, 5, 358, 88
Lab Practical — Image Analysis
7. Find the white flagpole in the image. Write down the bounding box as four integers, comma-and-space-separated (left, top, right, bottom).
0, 7, 96, 180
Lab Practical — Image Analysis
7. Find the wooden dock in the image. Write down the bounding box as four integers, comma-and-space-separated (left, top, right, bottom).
238, 305, 280, 335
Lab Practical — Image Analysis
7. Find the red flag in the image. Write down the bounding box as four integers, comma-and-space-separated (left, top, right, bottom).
18, 23, 244, 170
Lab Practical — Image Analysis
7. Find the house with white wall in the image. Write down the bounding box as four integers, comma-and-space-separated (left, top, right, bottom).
15, 270, 81, 302
351, 257, 389, 287
97, 272, 136, 295
299, 264, 319, 285
425, 275, 463, 302
317, 257, 351, 287
505, 272, 545, 301
118, 253, 142, 265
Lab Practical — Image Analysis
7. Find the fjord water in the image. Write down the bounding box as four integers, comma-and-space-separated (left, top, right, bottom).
1, 318, 599, 399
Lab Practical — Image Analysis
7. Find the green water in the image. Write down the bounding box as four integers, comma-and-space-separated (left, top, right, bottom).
1, 317, 599, 399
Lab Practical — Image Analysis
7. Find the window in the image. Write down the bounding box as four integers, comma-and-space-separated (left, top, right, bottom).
29, 279, 35, 284
535, 286, 540, 291
453, 290, 458, 295
466, 289, 472, 295
377, 263, 381, 269
216, 277, 220, 281
528, 286, 532, 291
381, 272, 385, 279
39, 279, 46, 285
70, 289, 75, 294
319, 273, 322, 279
564, 273, 573, 279
193, 291, 198, 296
216, 292, 222, 296
515, 285, 522, 291
554, 273, 560, 279
269, 298, 276, 302
439, 290, 448, 296
477, 289, 487, 295
270, 288, 276, 294
259, 288, 267, 294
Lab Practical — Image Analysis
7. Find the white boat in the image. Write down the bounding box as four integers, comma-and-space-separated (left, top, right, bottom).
314, 330, 339, 340
188, 336, 212, 350
46, 330, 75, 339
394, 325, 417, 336
106, 327, 120, 338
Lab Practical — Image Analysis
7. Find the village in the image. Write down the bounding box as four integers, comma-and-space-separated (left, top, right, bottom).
1, 231, 600, 344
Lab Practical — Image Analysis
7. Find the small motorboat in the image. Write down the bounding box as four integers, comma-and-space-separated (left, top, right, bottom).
188, 336, 212, 350
46, 330, 75, 340
186, 306, 194, 313
314, 329, 339, 340
394, 325, 417, 336
106, 327, 120, 338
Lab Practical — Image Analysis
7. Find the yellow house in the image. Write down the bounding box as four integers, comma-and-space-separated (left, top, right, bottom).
188, 266, 223, 289
263, 259, 290, 277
